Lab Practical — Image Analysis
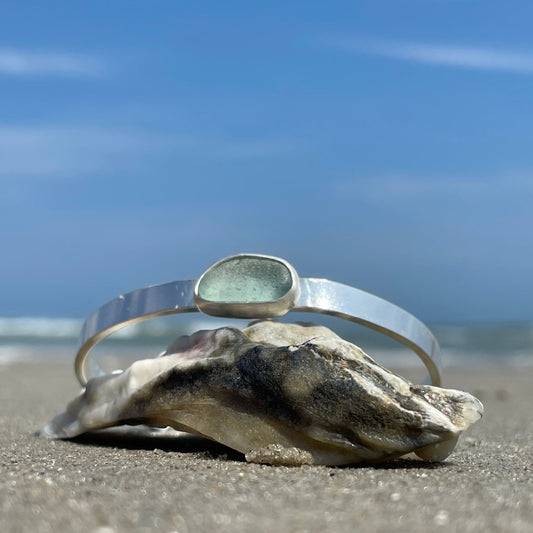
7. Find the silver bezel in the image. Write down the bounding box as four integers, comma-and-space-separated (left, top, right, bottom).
193, 253, 301, 319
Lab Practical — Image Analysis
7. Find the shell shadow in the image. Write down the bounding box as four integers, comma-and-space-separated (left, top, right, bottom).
70, 426, 245, 461
68, 426, 451, 469
367, 458, 451, 470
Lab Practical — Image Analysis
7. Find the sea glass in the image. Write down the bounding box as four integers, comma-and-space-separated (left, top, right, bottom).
197, 255, 293, 303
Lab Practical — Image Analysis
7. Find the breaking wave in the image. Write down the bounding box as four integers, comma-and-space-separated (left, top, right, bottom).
0, 316, 532, 368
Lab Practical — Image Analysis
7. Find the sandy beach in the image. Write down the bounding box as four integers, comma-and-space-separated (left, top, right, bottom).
1, 361, 531, 533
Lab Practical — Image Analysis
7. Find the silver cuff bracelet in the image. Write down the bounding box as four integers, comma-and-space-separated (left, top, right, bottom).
74, 254, 442, 386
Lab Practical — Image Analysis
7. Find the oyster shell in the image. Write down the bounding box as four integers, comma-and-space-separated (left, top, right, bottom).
41, 321, 483, 465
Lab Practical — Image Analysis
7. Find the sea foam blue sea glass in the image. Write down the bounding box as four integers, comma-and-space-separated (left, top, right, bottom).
197, 256, 292, 303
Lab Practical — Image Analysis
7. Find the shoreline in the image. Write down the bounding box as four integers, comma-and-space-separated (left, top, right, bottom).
1, 362, 532, 532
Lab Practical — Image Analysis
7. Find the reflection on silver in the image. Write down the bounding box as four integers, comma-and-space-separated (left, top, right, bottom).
74, 255, 441, 387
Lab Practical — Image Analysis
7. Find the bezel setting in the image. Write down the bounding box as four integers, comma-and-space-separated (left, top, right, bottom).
193, 253, 300, 319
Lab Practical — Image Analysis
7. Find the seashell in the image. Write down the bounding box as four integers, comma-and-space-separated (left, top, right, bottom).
41, 321, 483, 465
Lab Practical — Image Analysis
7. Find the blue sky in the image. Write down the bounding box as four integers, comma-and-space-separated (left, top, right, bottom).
1, 0, 532, 323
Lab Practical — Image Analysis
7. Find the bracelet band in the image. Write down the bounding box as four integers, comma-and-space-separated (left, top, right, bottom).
74, 254, 442, 386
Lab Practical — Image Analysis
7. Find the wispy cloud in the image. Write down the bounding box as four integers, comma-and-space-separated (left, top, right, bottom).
333, 174, 533, 205
326, 38, 533, 74
0, 125, 297, 178
0, 49, 103, 76
0, 126, 171, 176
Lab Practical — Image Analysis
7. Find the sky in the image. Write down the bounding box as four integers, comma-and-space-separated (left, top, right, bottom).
1, 0, 532, 323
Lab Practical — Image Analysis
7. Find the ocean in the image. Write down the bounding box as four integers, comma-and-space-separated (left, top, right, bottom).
1, 316, 532, 382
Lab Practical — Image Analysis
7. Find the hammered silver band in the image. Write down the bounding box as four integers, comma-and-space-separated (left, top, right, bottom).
74, 259, 442, 387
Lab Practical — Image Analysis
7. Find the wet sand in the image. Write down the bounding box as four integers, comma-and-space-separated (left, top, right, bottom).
1, 362, 531, 532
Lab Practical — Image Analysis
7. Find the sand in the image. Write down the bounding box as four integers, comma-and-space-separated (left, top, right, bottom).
1, 362, 531, 533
